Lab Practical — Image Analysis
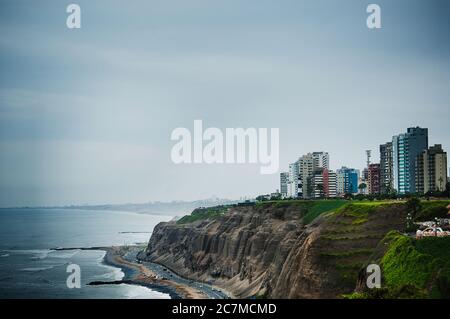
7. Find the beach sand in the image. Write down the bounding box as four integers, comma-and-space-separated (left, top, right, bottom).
101, 246, 207, 299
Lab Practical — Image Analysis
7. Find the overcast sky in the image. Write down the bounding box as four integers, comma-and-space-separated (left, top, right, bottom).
0, 0, 449, 206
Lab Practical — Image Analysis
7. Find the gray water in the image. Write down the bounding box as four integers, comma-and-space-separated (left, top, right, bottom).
0, 208, 173, 299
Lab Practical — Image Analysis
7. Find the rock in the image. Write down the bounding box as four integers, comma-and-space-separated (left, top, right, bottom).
143, 202, 407, 298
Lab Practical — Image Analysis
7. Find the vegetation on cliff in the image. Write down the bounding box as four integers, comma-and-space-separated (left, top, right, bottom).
349, 231, 450, 299
176, 205, 230, 224
382, 232, 450, 298
147, 198, 450, 299
414, 200, 450, 221
176, 199, 348, 225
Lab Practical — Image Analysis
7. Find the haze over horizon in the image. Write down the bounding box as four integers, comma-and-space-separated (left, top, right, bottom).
1, 0, 449, 207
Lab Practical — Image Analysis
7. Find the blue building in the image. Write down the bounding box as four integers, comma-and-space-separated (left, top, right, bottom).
392, 127, 428, 194
337, 167, 359, 195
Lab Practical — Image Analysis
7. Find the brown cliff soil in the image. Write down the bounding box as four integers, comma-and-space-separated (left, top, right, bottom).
143, 200, 408, 298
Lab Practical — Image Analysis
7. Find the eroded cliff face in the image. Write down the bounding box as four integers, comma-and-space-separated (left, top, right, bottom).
142, 202, 406, 298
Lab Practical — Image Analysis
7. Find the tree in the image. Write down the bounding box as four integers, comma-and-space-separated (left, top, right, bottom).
388, 188, 398, 200
344, 192, 354, 200
316, 184, 324, 198
406, 197, 421, 220
358, 183, 367, 194
270, 193, 282, 200
256, 195, 269, 202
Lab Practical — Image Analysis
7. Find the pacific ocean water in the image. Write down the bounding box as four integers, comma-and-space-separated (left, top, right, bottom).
0, 208, 173, 299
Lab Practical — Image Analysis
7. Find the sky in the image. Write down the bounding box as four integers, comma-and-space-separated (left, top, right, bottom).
0, 0, 449, 206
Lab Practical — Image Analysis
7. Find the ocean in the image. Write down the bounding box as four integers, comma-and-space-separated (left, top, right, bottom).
0, 208, 173, 299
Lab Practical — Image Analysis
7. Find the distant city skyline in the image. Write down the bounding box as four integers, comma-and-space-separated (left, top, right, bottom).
1, 0, 450, 206
279, 126, 448, 199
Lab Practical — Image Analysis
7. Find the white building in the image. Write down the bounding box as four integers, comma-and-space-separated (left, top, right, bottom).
280, 172, 289, 198
283, 152, 331, 199
288, 162, 299, 198
336, 170, 345, 196
310, 169, 324, 198
312, 152, 330, 170
297, 152, 330, 198
325, 169, 337, 198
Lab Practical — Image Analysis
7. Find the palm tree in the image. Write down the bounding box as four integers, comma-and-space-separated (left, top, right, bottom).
358, 183, 367, 194
406, 197, 421, 220
316, 184, 324, 198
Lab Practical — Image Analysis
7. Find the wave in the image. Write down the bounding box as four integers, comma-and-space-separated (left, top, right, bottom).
47, 249, 80, 259
121, 284, 170, 299
20, 266, 55, 272
4, 249, 52, 260
96, 265, 124, 281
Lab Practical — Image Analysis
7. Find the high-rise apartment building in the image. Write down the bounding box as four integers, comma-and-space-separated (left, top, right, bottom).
312, 152, 329, 170
368, 163, 381, 194
297, 154, 314, 198
288, 162, 299, 198
309, 168, 325, 198
336, 167, 359, 195
392, 127, 428, 194
336, 171, 345, 195
280, 172, 289, 198
380, 142, 393, 194
323, 169, 337, 198
415, 144, 448, 193
297, 152, 330, 198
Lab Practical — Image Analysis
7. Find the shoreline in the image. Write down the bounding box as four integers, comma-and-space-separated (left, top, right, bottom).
55, 245, 231, 299
98, 246, 208, 299
141, 258, 235, 299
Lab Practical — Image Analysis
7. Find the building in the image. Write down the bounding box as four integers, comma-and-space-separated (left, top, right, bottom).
368, 163, 381, 194
415, 144, 448, 193
392, 127, 428, 194
280, 172, 289, 198
297, 152, 330, 198
298, 157, 308, 198
287, 162, 299, 198
336, 167, 359, 195
380, 142, 393, 194
281, 151, 331, 199
297, 154, 314, 198
358, 173, 368, 194
308, 168, 325, 198
336, 170, 345, 195
312, 152, 329, 170
323, 169, 337, 198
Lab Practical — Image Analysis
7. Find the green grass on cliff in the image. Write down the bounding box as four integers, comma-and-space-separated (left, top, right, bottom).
380, 232, 450, 298
255, 199, 348, 224
177, 206, 230, 224
347, 231, 450, 299
414, 200, 450, 221
302, 200, 348, 224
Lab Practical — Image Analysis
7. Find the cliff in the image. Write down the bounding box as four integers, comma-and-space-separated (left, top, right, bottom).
353, 230, 450, 299
142, 200, 413, 298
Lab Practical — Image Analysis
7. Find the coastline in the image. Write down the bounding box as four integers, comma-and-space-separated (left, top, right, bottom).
97, 246, 208, 299
54, 245, 233, 299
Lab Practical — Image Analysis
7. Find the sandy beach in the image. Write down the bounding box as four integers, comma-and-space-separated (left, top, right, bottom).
99, 246, 208, 299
